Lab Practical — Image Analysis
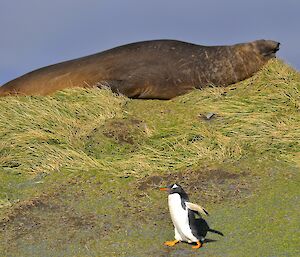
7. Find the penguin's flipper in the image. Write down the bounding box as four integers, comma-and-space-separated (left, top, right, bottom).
186, 202, 209, 216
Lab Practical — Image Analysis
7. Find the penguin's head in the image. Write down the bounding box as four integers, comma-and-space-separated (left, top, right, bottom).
160, 183, 187, 195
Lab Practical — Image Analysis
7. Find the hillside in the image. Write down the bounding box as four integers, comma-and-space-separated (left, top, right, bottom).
0, 59, 299, 257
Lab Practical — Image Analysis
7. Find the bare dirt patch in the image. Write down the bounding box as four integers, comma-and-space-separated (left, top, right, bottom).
0, 179, 107, 247
137, 168, 254, 204
84, 118, 152, 157
102, 118, 150, 144
87, 119, 150, 145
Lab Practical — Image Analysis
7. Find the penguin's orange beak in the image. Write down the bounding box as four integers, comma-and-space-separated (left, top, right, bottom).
160, 187, 169, 191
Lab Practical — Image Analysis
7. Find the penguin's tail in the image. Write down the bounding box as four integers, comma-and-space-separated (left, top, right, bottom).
208, 228, 224, 236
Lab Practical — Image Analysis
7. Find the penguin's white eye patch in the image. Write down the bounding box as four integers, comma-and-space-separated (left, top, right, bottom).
172, 184, 178, 189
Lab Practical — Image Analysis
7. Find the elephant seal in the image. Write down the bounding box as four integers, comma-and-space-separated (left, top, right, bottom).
0, 39, 280, 99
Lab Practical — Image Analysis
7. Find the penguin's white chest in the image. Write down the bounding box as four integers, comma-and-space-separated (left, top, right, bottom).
168, 193, 198, 243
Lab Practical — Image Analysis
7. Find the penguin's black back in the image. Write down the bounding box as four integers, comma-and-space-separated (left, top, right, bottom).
188, 210, 209, 239
188, 210, 224, 240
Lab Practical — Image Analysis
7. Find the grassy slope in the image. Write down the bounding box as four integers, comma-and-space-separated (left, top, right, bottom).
0, 60, 299, 256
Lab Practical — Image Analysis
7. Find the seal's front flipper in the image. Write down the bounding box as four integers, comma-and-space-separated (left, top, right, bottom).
95, 80, 123, 92
95, 80, 144, 98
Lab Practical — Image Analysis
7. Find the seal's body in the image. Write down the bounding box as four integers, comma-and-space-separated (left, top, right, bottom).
0, 39, 280, 99
160, 184, 223, 249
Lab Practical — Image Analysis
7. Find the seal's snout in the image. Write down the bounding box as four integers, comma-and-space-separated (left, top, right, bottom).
269, 41, 280, 53
274, 42, 280, 53
255, 39, 280, 58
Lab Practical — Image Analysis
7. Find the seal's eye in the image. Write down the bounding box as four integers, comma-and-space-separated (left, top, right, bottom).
172, 184, 178, 189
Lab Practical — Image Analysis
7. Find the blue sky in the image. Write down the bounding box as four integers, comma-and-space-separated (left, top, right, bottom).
1, 0, 299, 85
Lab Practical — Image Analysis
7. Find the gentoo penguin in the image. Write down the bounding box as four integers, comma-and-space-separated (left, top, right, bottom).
160, 183, 224, 249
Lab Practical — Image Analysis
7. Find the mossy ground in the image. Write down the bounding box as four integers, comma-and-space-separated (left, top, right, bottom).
0, 60, 299, 256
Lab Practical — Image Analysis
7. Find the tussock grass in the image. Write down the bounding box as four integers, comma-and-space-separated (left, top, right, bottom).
0, 89, 127, 175
0, 60, 299, 179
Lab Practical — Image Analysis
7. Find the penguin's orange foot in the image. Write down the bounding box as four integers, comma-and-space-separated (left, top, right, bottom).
192, 241, 202, 249
164, 240, 179, 247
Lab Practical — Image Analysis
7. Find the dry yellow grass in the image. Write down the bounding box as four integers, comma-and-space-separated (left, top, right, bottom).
0, 60, 299, 178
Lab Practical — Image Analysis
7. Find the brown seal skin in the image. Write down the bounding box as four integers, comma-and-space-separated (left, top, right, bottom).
0, 39, 280, 99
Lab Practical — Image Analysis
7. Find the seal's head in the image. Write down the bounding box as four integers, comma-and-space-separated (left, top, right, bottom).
252, 39, 280, 59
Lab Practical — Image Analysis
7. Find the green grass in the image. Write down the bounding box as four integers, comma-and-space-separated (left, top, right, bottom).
0, 59, 299, 256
